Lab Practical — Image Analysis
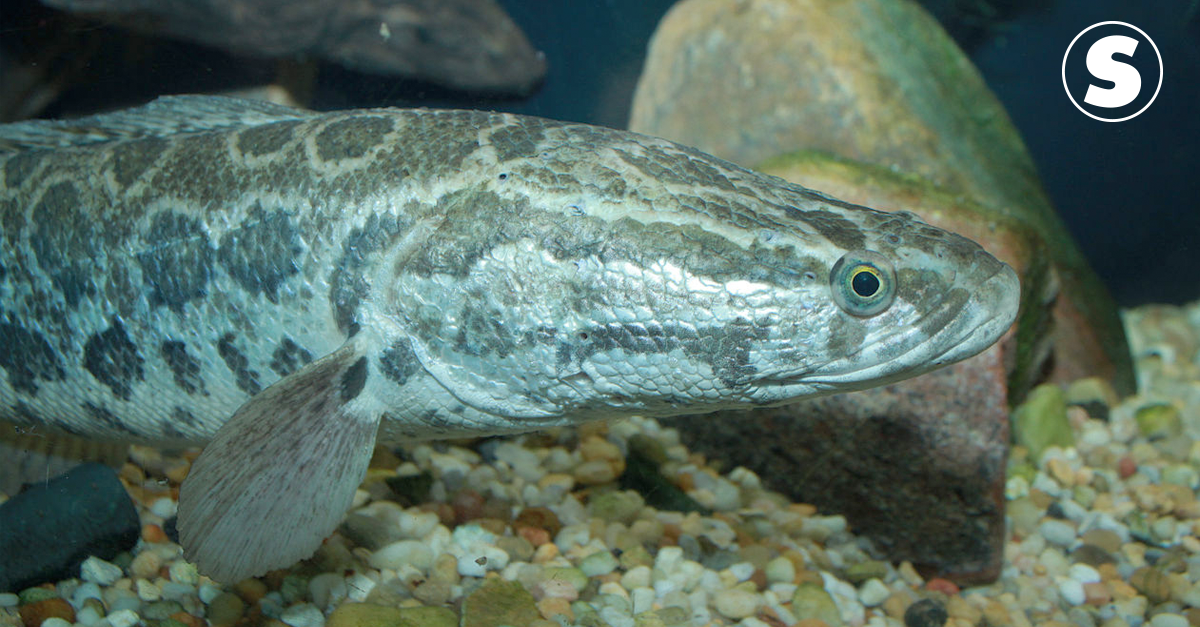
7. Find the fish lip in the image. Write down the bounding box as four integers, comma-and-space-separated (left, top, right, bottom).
760, 258, 1020, 390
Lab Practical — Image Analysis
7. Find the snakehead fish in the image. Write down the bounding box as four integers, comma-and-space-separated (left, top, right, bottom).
0, 96, 1020, 582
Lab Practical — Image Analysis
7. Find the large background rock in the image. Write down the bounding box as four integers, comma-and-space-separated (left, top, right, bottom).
629, 0, 1134, 398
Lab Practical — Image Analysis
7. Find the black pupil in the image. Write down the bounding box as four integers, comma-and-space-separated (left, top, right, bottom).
852, 269, 880, 298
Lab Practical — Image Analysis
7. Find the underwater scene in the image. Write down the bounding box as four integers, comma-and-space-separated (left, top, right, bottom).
0, 0, 1198, 626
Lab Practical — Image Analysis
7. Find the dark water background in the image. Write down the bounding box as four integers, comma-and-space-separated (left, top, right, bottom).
3, 0, 1198, 306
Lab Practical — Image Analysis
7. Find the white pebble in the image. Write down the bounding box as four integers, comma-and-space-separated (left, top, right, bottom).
493, 442, 543, 482
726, 562, 755, 582
107, 609, 141, 627
1068, 563, 1102, 584
858, 578, 890, 607
136, 578, 162, 602
369, 540, 433, 571
709, 478, 741, 511
580, 550, 619, 577
764, 557, 795, 584
41, 618, 72, 627
631, 586, 656, 614
76, 604, 104, 627
160, 582, 195, 602
655, 546, 685, 573
168, 561, 199, 585
801, 515, 847, 541
0, 593, 17, 607
198, 583, 223, 604
345, 572, 376, 602
71, 581, 103, 607
1040, 519, 1078, 547
309, 573, 349, 609
1039, 547, 1070, 577
598, 605, 634, 627
80, 556, 124, 585
621, 565, 652, 589
281, 603, 325, 627
1150, 614, 1189, 627
713, 588, 761, 619
104, 589, 142, 614
149, 497, 177, 519
1057, 577, 1086, 606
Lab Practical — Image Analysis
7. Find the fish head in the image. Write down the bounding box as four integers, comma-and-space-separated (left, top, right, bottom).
374, 119, 1021, 424
729, 203, 1022, 405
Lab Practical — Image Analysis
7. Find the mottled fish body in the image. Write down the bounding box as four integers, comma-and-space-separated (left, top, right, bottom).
0, 96, 1019, 581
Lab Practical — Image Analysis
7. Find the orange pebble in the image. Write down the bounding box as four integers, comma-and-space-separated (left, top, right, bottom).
518, 525, 552, 547
926, 578, 960, 595
142, 523, 168, 543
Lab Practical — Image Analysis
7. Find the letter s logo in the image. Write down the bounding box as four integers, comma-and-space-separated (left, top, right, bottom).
1084, 35, 1141, 109
1063, 22, 1162, 122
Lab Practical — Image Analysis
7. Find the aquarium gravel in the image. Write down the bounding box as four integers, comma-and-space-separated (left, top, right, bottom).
5, 301, 1200, 627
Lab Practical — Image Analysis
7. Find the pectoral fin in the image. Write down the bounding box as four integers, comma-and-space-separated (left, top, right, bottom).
177, 338, 380, 583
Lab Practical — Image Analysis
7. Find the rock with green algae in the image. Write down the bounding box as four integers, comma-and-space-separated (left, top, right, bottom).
459, 578, 541, 627
1135, 404, 1183, 439
629, 0, 1133, 398
1012, 383, 1074, 462
326, 603, 456, 627
791, 582, 844, 626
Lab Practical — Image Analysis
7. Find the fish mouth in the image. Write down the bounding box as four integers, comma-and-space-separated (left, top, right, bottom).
762, 257, 1020, 395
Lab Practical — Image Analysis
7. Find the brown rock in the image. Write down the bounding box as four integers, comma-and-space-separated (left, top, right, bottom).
629, 0, 1133, 398
19, 598, 75, 627
671, 342, 1010, 585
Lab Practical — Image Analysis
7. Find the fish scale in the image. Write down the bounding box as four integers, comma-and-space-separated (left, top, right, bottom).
0, 95, 1019, 582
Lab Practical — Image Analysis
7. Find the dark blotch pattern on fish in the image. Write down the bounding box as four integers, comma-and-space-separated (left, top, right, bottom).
171, 405, 199, 427
455, 304, 517, 359
612, 144, 737, 192
3, 152, 45, 188
108, 137, 167, 188
487, 117, 557, 162
160, 340, 206, 395
379, 339, 420, 386
405, 189, 818, 290
236, 120, 303, 157
82, 401, 139, 436
217, 333, 261, 395
315, 116, 393, 162
329, 213, 410, 335
29, 182, 100, 307
82, 318, 144, 401
270, 337, 314, 377
784, 207, 867, 251
340, 357, 368, 402
217, 205, 302, 302
137, 211, 213, 311
0, 313, 64, 395
571, 320, 771, 387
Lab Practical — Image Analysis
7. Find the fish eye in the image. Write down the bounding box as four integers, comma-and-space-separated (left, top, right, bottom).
830, 250, 896, 317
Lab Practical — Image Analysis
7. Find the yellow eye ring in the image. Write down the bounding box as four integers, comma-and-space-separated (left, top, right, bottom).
830, 251, 896, 317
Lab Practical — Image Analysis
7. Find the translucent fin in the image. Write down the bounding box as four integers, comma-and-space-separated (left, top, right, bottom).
0, 95, 311, 152
177, 337, 380, 583
0, 422, 128, 495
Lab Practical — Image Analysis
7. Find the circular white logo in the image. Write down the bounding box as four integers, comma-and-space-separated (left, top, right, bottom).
1062, 21, 1162, 122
